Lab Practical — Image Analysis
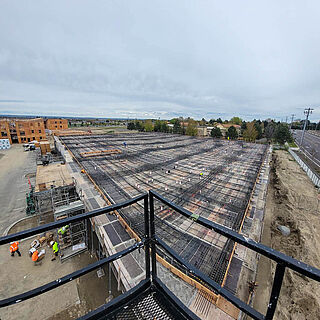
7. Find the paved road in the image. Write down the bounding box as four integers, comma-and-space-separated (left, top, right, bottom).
293, 130, 320, 166
0, 145, 37, 235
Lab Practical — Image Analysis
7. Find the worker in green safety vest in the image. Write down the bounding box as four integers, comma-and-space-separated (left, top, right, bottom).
52, 241, 59, 256
58, 225, 69, 235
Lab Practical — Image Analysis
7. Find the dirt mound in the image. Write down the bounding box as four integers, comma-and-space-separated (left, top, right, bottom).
255, 150, 320, 319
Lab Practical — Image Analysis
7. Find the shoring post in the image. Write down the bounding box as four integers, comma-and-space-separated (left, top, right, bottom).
265, 263, 285, 320
108, 262, 113, 301
143, 194, 151, 280
149, 192, 157, 279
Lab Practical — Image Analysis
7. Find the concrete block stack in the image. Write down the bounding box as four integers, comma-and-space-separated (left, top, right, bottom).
0, 139, 11, 150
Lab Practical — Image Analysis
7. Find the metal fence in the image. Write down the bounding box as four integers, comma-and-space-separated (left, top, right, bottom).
288, 148, 320, 188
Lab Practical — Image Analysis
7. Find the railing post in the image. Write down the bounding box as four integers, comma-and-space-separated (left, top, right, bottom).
143, 194, 151, 280
149, 192, 157, 279
265, 263, 285, 320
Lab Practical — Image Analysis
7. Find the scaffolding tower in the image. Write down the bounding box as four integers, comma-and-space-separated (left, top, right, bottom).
54, 200, 87, 262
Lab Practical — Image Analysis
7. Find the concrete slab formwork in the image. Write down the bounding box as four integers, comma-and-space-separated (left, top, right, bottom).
60, 133, 267, 316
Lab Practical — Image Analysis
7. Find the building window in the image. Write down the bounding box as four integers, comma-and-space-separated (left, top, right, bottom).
27, 138, 30, 142
40, 136, 42, 140
20, 131, 25, 136
55, 121, 57, 124
38, 130, 41, 133
32, 137, 35, 141
55, 125, 57, 128
60, 121, 62, 124
60, 125, 62, 128
30, 123, 33, 126
38, 123, 41, 126
31, 130, 34, 133
1, 131, 7, 136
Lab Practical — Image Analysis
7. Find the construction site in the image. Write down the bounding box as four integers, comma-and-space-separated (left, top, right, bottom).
54, 132, 269, 318
3, 129, 320, 320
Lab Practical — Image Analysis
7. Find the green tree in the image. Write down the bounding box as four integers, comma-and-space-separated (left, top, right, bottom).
265, 122, 275, 141
127, 122, 135, 130
180, 117, 186, 135
243, 122, 258, 142
209, 119, 216, 125
210, 127, 222, 138
186, 119, 198, 136
200, 118, 206, 126
144, 120, 153, 132
254, 122, 263, 139
216, 118, 223, 123
161, 122, 169, 133
173, 119, 181, 134
230, 117, 242, 125
274, 123, 293, 144
154, 120, 162, 132
241, 121, 247, 131
226, 126, 238, 139
134, 121, 144, 132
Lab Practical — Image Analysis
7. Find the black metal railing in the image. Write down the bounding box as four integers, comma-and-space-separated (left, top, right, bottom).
1, 191, 320, 320
0, 193, 150, 309
149, 190, 320, 320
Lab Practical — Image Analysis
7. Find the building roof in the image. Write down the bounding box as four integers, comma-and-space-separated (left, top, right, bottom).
217, 123, 241, 128
15, 118, 44, 122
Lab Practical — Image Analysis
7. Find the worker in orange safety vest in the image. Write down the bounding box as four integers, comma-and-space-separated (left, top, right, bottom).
32, 250, 39, 263
10, 241, 21, 257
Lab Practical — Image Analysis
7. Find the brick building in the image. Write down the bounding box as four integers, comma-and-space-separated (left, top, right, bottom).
45, 118, 68, 130
0, 119, 11, 144
0, 118, 46, 143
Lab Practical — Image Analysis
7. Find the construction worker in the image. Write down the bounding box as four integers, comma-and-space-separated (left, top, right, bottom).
32, 250, 39, 264
32, 249, 45, 265
58, 225, 69, 235
10, 241, 21, 257
52, 241, 59, 257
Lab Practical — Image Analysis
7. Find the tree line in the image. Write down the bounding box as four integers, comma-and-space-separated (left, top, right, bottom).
127, 117, 299, 145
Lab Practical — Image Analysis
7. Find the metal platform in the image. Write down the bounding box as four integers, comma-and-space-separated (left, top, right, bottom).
80, 278, 199, 320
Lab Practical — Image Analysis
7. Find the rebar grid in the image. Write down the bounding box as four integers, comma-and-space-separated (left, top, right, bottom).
61, 133, 266, 287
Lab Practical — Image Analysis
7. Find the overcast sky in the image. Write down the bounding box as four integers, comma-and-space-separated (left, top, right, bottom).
0, 1, 319, 121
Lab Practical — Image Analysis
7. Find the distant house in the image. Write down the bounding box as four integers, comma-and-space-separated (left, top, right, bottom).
206, 126, 214, 137
197, 126, 208, 137
215, 123, 241, 137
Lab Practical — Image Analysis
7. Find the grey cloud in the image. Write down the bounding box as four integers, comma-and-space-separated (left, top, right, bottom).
0, 0, 319, 121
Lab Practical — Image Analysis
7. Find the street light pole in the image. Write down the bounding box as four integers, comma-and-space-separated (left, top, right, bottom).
300, 108, 314, 146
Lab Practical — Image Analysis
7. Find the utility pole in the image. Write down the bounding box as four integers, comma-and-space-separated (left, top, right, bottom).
290, 114, 295, 129
300, 108, 314, 146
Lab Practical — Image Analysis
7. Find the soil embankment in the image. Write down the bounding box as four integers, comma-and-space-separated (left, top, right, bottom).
254, 150, 320, 319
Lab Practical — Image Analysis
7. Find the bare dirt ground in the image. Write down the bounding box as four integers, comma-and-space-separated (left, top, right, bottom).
254, 150, 320, 319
